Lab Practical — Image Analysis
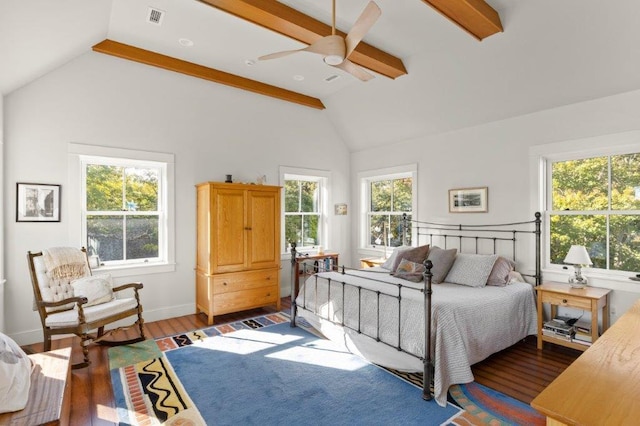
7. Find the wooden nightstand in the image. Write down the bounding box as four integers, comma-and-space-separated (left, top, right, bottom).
360, 257, 386, 268
536, 282, 611, 352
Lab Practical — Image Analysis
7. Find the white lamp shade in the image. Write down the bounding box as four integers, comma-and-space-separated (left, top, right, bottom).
564, 245, 593, 266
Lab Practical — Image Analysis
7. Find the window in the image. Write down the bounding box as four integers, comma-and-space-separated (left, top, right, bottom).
68, 143, 175, 276
360, 165, 417, 251
83, 158, 164, 264
280, 167, 329, 253
547, 152, 640, 273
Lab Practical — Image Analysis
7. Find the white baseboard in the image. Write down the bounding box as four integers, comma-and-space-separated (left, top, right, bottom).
8, 303, 196, 346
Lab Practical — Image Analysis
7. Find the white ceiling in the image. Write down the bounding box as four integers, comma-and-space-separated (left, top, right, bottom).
2, 0, 640, 151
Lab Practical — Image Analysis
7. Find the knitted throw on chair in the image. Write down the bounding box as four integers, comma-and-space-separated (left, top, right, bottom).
42, 247, 87, 280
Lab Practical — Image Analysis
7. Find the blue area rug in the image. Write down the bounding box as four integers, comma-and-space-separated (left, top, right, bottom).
110, 312, 462, 425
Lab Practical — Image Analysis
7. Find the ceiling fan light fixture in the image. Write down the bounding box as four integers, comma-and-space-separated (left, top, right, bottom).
323, 54, 344, 66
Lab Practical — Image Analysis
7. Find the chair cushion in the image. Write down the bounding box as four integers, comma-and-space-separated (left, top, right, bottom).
44, 298, 139, 328
71, 274, 114, 306
33, 254, 90, 312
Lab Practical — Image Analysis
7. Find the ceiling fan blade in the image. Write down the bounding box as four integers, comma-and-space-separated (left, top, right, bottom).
259, 35, 344, 62
333, 58, 375, 81
345, 1, 381, 58
258, 49, 301, 61
304, 34, 345, 57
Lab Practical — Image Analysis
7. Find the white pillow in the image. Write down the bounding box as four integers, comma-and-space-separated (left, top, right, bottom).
71, 274, 114, 307
380, 246, 410, 270
0, 332, 33, 413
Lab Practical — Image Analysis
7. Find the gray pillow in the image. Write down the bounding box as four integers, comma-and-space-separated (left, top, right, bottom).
391, 245, 430, 272
445, 254, 499, 287
425, 246, 457, 284
486, 256, 516, 286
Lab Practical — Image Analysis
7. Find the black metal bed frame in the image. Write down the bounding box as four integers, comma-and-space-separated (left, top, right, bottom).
290, 212, 542, 401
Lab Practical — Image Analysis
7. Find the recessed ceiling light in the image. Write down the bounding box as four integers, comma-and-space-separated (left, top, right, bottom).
178, 38, 194, 47
293, 75, 305, 81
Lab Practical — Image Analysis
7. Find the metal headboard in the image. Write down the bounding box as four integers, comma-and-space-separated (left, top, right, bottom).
402, 212, 542, 285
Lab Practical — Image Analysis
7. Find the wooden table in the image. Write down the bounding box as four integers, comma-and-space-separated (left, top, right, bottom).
360, 257, 386, 268
292, 252, 339, 297
0, 347, 72, 425
536, 282, 611, 351
531, 299, 640, 425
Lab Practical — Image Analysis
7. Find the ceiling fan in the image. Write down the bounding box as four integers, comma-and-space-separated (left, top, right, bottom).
258, 0, 381, 81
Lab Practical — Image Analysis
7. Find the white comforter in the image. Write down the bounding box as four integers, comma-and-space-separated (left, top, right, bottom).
295, 268, 538, 406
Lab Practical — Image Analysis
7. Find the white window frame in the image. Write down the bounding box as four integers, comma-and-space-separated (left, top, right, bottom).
279, 166, 330, 256
530, 131, 640, 284
68, 143, 175, 277
358, 164, 418, 257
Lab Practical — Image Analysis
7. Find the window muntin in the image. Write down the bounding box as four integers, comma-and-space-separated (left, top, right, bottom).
82, 158, 165, 266
548, 153, 640, 272
366, 176, 413, 248
283, 176, 323, 251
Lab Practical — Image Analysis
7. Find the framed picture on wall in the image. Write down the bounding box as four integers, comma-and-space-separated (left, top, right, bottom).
448, 187, 488, 213
16, 183, 61, 222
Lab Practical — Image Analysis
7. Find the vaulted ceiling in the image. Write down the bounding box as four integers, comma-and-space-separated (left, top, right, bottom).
2, 0, 640, 151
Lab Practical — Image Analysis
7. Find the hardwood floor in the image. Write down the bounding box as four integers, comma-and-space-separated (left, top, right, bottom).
22, 297, 580, 425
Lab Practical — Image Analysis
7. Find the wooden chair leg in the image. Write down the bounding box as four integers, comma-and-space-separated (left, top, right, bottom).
137, 309, 146, 340
43, 331, 52, 352
72, 334, 91, 370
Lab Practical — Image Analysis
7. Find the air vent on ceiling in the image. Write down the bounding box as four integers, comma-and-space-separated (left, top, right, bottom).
147, 7, 165, 25
324, 74, 341, 83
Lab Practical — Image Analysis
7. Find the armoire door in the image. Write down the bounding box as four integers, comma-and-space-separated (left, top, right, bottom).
212, 187, 247, 272
247, 189, 280, 270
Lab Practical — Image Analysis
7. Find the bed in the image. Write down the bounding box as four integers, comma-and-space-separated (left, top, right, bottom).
289, 213, 541, 407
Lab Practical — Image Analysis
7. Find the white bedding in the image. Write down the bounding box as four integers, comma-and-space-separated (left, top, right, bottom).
295, 268, 538, 406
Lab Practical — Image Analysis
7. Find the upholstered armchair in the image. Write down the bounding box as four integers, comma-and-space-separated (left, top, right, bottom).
27, 247, 145, 368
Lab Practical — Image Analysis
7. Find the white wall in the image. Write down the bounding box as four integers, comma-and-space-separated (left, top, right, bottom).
3, 52, 350, 344
1, 94, 5, 333
351, 89, 640, 324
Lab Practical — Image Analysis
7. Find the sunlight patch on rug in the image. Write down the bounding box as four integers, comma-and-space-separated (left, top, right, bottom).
266, 339, 371, 371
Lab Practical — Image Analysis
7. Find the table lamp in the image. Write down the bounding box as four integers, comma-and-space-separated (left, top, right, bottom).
564, 245, 592, 288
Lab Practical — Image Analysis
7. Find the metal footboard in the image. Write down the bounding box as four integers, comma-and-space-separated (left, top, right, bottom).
289, 212, 542, 401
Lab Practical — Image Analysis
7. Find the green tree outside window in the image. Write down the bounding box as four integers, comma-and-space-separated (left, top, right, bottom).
550, 153, 640, 272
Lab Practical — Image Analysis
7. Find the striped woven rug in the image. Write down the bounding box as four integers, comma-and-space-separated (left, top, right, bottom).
109, 312, 544, 425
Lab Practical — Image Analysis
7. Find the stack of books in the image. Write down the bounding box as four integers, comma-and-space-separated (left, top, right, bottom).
542, 320, 575, 341
572, 320, 594, 346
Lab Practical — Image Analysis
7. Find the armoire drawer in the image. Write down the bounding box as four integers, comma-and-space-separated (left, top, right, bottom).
213, 286, 279, 314
212, 268, 278, 294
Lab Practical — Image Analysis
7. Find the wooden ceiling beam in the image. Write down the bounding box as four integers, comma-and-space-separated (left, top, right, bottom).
420, 0, 503, 41
92, 39, 325, 110
197, 0, 407, 79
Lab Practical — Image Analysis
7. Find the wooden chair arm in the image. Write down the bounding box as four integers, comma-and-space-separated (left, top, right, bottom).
38, 296, 88, 308
112, 282, 143, 293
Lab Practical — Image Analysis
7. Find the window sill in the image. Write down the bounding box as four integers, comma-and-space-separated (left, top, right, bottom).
543, 267, 640, 293
91, 262, 176, 278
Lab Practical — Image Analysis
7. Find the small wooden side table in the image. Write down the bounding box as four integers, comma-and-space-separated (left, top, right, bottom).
292, 252, 339, 297
0, 347, 72, 425
536, 282, 611, 352
360, 257, 386, 268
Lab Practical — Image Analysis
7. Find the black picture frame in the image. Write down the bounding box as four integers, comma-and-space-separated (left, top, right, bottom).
16, 182, 61, 222
448, 187, 488, 213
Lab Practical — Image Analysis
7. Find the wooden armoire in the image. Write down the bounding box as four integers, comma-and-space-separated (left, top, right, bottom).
196, 182, 281, 325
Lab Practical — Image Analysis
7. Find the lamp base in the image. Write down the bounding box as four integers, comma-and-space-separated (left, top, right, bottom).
568, 275, 588, 289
